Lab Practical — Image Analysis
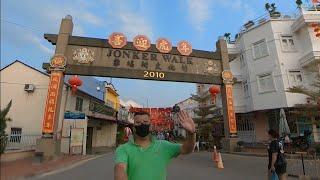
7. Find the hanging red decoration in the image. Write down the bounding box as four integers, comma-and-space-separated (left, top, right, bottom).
310, 23, 318, 28
316, 33, 320, 38
314, 27, 320, 33
209, 86, 220, 95
68, 75, 82, 94
209, 86, 220, 103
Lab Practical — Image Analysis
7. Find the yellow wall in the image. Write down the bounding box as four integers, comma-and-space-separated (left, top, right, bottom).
105, 87, 120, 110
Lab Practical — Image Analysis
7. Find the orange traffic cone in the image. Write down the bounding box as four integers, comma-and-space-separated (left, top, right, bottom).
216, 152, 224, 169
212, 146, 218, 162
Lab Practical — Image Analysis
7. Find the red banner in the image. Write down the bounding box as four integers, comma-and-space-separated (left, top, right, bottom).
226, 84, 237, 134
42, 72, 62, 134
129, 107, 174, 131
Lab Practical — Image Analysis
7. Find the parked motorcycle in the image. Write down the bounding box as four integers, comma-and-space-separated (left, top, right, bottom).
290, 130, 312, 151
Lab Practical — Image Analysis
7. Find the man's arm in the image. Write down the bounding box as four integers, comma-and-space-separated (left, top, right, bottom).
114, 163, 128, 180
270, 153, 278, 171
180, 131, 196, 154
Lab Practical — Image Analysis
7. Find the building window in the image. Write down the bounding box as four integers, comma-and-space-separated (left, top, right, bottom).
240, 53, 245, 67
243, 81, 249, 97
237, 115, 254, 131
257, 73, 275, 93
289, 70, 303, 87
10, 127, 22, 143
75, 97, 83, 112
253, 39, 269, 59
281, 35, 296, 52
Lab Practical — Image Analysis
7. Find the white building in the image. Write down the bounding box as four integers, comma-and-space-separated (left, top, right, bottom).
198, 6, 320, 143
229, 6, 320, 143
0, 60, 117, 154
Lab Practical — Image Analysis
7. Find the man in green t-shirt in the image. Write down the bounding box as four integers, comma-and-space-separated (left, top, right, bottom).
114, 110, 196, 180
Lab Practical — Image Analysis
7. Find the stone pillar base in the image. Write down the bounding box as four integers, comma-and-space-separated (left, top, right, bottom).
222, 137, 238, 152
36, 138, 61, 161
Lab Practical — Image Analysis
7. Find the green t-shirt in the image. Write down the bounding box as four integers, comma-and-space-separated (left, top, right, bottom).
115, 136, 181, 180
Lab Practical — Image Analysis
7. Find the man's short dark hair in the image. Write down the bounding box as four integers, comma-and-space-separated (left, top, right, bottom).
268, 129, 279, 138
133, 111, 150, 117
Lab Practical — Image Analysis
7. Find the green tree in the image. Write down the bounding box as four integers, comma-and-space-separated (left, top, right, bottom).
287, 64, 320, 125
0, 100, 12, 153
191, 91, 222, 149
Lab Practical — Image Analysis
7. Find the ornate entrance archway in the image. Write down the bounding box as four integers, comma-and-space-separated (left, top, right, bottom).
39, 15, 238, 154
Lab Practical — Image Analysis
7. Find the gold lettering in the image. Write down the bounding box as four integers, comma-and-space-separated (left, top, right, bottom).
180, 42, 190, 53
49, 99, 55, 105
51, 83, 58, 90
113, 35, 124, 46
48, 106, 54, 113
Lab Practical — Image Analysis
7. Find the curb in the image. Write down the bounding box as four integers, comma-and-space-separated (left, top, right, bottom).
26, 154, 106, 179
223, 152, 267, 157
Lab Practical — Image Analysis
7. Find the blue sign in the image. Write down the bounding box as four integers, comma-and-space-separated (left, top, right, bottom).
64, 112, 86, 119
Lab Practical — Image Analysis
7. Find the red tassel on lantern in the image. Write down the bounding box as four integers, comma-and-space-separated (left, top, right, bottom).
68, 75, 82, 94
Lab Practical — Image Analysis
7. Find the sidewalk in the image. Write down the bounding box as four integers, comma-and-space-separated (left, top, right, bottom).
1, 154, 93, 180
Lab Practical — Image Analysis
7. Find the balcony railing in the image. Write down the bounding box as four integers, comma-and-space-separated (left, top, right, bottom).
89, 101, 116, 117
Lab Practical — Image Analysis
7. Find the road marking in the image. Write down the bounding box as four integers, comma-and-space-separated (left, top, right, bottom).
30, 154, 106, 179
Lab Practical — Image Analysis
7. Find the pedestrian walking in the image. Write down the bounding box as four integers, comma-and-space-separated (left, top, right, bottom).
193, 135, 200, 152
114, 110, 196, 180
267, 129, 287, 180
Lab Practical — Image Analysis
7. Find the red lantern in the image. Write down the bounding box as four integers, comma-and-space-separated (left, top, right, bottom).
316, 33, 320, 38
209, 86, 220, 103
209, 86, 220, 95
68, 75, 82, 94
314, 27, 320, 33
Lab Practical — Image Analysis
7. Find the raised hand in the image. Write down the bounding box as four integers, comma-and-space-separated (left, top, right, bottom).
177, 110, 195, 133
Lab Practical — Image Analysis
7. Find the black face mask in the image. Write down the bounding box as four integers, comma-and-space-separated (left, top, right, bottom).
135, 124, 150, 137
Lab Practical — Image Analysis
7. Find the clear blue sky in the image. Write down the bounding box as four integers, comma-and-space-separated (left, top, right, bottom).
1, 0, 304, 107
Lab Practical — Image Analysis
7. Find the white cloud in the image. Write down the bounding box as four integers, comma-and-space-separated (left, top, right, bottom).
118, 13, 153, 39
26, 34, 54, 54
186, 0, 256, 31
187, 0, 211, 32
102, 0, 154, 40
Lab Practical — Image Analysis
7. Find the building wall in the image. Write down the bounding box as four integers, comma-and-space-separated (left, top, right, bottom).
237, 21, 289, 111
105, 87, 120, 110
1, 61, 118, 153
1, 62, 49, 135
254, 111, 269, 142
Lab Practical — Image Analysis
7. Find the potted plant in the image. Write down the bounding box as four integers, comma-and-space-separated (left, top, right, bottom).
224, 33, 231, 43
0, 100, 12, 154
244, 20, 255, 29
296, 0, 303, 9
265, 3, 281, 18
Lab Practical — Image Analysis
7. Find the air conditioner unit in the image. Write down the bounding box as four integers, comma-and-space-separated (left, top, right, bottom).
24, 84, 35, 92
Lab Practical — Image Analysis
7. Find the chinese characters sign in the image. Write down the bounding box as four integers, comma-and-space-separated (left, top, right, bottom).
226, 84, 237, 134
156, 38, 172, 53
42, 71, 62, 133
66, 45, 222, 84
133, 35, 151, 51
108, 32, 127, 49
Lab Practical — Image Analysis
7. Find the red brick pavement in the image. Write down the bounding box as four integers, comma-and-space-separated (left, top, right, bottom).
1, 155, 91, 180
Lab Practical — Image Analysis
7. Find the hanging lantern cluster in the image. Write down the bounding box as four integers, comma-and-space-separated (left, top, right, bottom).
310, 23, 320, 38
68, 75, 82, 94
209, 86, 220, 103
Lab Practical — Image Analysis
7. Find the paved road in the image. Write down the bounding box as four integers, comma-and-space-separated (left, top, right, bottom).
31, 152, 293, 180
